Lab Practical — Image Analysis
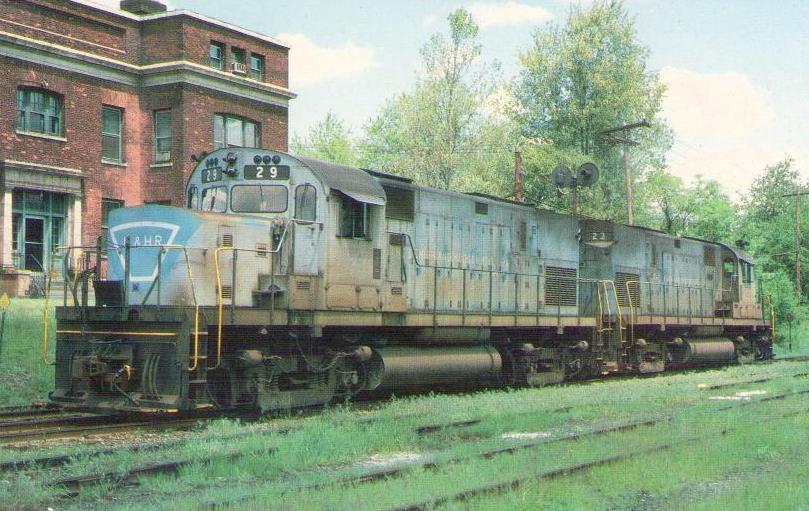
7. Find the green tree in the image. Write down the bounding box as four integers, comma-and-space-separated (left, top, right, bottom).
513, 0, 671, 221
360, 8, 512, 190
291, 112, 358, 165
636, 171, 736, 242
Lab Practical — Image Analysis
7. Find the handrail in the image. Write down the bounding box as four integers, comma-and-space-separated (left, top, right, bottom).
625, 280, 639, 345
213, 222, 288, 370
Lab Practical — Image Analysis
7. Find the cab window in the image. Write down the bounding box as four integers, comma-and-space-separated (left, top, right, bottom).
231, 185, 288, 213
201, 186, 227, 213
339, 195, 368, 238
187, 185, 199, 209
742, 262, 754, 283
295, 184, 317, 221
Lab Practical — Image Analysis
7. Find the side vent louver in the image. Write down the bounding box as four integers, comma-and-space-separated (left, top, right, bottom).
545, 267, 577, 307
615, 272, 640, 307
295, 280, 311, 290
391, 286, 403, 296
256, 243, 268, 257
220, 233, 234, 247
221, 285, 233, 300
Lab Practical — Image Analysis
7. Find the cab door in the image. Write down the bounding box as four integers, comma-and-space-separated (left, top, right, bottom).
292, 184, 321, 275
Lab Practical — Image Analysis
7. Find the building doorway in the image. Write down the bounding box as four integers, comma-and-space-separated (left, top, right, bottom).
24, 217, 45, 271
11, 190, 67, 274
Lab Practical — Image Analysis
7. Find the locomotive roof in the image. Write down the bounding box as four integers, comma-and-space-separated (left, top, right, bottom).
294, 156, 387, 205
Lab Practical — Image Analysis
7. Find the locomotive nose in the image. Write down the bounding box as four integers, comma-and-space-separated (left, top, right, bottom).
106, 204, 201, 306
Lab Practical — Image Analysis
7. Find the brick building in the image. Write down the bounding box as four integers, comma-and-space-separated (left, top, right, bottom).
0, 0, 294, 294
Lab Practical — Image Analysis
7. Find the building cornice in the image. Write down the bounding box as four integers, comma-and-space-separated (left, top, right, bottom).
0, 31, 296, 107
70, 0, 290, 49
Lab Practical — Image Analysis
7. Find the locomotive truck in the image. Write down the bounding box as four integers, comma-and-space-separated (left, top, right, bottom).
50, 147, 773, 412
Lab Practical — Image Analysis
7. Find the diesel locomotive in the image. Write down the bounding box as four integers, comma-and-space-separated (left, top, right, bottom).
50, 147, 774, 412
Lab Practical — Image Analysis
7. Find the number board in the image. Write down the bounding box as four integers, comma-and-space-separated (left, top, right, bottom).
243, 165, 290, 180
201, 167, 223, 183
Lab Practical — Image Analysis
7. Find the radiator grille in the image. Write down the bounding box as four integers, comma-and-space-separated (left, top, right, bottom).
295, 280, 311, 290
220, 233, 234, 247
391, 286, 403, 296
545, 267, 577, 307
615, 272, 640, 307
256, 243, 268, 257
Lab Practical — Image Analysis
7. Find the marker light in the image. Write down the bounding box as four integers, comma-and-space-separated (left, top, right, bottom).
262, 155, 272, 164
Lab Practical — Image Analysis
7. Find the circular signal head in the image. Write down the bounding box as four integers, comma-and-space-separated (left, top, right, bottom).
552, 165, 574, 188
577, 162, 600, 187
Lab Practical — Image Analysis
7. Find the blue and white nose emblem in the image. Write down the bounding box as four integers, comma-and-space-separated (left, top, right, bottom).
109, 221, 180, 282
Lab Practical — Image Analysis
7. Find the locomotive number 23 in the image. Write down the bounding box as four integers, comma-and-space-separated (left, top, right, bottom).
244, 165, 290, 180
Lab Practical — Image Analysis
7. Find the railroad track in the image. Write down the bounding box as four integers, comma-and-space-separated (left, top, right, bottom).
43, 377, 809, 506
0, 412, 212, 445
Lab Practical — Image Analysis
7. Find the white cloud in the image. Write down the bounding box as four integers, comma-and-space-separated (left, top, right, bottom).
277, 33, 374, 88
423, 14, 438, 28
658, 66, 791, 196
660, 66, 774, 139
468, 2, 553, 28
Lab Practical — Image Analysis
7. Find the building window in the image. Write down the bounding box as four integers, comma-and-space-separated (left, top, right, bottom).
102, 106, 123, 163
209, 41, 225, 70
101, 199, 124, 243
295, 185, 317, 221
17, 88, 63, 136
339, 195, 368, 238
231, 47, 247, 74
214, 114, 259, 149
153, 109, 172, 163
249, 53, 265, 81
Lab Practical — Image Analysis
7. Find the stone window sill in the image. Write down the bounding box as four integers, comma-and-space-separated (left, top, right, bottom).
150, 162, 173, 169
101, 159, 127, 168
16, 130, 67, 142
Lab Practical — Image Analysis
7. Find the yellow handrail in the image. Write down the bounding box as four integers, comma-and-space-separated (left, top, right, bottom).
625, 280, 639, 346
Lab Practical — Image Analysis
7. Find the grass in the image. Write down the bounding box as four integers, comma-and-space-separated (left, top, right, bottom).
2, 360, 808, 510
0, 298, 54, 406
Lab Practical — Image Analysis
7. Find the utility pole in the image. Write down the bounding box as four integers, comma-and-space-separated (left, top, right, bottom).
783, 187, 809, 298
514, 145, 525, 203
601, 120, 651, 225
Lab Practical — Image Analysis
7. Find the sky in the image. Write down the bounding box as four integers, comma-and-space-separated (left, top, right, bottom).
93, 0, 809, 197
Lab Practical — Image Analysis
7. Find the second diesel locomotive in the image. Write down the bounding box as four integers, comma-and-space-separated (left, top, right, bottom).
51, 148, 773, 412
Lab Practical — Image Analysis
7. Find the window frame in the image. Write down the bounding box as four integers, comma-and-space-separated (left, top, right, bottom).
16, 88, 64, 137
101, 105, 124, 164
231, 185, 288, 213
209, 41, 225, 70
200, 186, 228, 213
249, 53, 265, 81
153, 109, 172, 163
101, 198, 124, 248
339, 195, 369, 239
213, 113, 260, 149
294, 184, 317, 221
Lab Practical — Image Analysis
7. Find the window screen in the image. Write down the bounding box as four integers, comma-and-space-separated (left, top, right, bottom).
231, 185, 288, 213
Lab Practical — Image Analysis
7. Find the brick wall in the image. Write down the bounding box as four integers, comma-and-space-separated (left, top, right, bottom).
0, 0, 292, 248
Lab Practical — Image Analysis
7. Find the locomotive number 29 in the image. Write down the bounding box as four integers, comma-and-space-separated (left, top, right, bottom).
244, 165, 290, 180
